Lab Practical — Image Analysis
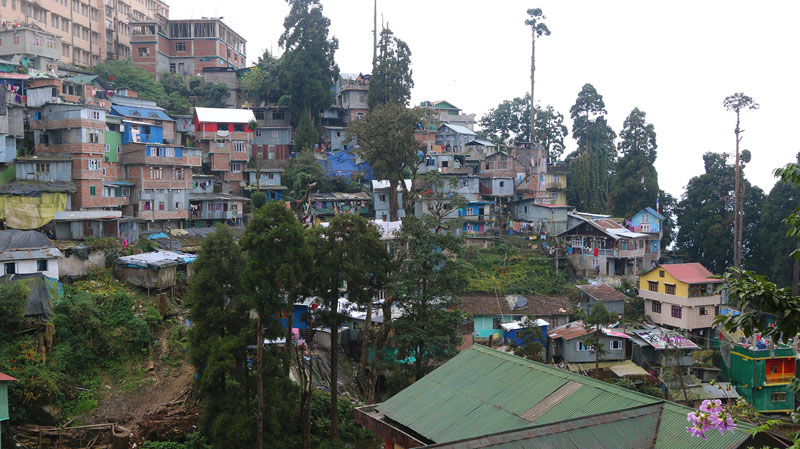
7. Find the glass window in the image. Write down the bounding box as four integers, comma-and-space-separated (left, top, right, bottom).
671, 305, 682, 319
4, 262, 15, 274
648, 281, 658, 292
37, 259, 48, 271
665, 284, 676, 295
651, 301, 661, 313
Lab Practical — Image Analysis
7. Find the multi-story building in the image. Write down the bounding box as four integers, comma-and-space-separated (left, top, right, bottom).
628, 207, 664, 270
334, 73, 369, 127
130, 18, 246, 76
0, 24, 60, 73
0, 84, 25, 167
192, 107, 254, 195
716, 329, 795, 413
0, 0, 168, 67
638, 263, 724, 340
557, 218, 649, 279
188, 177, 244, 227
420, 100, 476, 130
542, 164, 568, 205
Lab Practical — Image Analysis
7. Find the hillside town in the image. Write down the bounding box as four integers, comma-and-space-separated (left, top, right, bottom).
0, 1, 798, 449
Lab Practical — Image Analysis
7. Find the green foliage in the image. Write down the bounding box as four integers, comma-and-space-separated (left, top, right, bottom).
525, 8, 552, 38
0, 282, 28, 339
675, 152, 765, 273
94, 59, 165, 102
348, 104, 434, 219
194, 82, 230, 108
283, 150, 362, 199
416, 171, 469, 233
141, 433, 212, 449
240, 51, 284, 104
511, 317, 545, 362
480, 95, 567, 162
368, 27, 414, 109
158, 73, 192, 115
251, 191, 268, 210
756, 162, 800, 288
567, 83, 616, 212
293, 113, 320, 151
278, 0, 339, 124
459, 245, 571, 296
309, 390, 379, 447
609, 108, 659, 217
390, 217, 464, 379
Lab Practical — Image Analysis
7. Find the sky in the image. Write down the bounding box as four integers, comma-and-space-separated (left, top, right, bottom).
168, 0, 800, 199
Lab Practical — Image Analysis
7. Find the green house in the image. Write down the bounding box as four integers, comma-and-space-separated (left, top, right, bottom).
0, 372, 17, 449
715, 331, 796, 413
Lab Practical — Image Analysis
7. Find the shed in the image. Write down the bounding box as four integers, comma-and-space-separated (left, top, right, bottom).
576, 283, 628, 316
115, 251, 196, 290
500, 319, 549, 347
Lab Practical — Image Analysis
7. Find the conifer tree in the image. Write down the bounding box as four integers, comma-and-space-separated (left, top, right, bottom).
368, 27, 414, 110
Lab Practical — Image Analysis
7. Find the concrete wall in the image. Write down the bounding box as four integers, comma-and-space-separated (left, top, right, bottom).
558, 334, 626, 363
1, 257, 59, 279
59, 250, 105, 278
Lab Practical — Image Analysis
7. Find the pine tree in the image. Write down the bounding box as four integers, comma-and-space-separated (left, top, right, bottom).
368, 27, 414, 110
609, 108, 659, 217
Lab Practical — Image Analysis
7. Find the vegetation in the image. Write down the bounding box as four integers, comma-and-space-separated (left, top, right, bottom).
368, 27, 414, 110
525, 7, 551, 145
479, 96, 567, 162
582, 303, 613, 373
608, 108, 659, 218
458, 245, 572, 296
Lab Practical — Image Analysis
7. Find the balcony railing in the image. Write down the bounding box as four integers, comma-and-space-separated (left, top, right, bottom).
766, 374, 795, 385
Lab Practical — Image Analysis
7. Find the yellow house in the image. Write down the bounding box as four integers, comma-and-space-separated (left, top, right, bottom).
638, 263, 723, 339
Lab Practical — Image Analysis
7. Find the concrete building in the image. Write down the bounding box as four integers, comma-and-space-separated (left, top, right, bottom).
334, 73, 369, 127
130, 18, 246, 76
0, 24, 60, 73
192, 107, 255, 195
0, 230, 61, 279
0, 0, 168, 67
420, 99, 476, 130
512, 202, 570, 235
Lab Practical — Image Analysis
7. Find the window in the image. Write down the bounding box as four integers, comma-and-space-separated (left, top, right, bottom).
771, 392, 787, 402
648, 281, 658, 292
36, 163, 50, 173
665, 284, 676, 295
769, 364, 778, 374
523, 206, 529, 213
175, 42, 186, 51
158, 201, 165, 211
651, 301, 661, 313
138, 47, 148, 56
150, 167, 163, 179
576, 341, 594, 352
105, 144, 110, 153
175, 201, 182, 210
272, 111, 285, 121
89, 131, 99, 143
659, 270, 665, 278
90, 186, 96, 196
233, 141, 246, 152
4, 263, 15, 274
671, 305, 682, 319
88, 159, 100, 170
37, 259, 48, 272
217, 123, 229, 131
230, 162, 242, 173
169, 63, 176, 73
143, 201, 152, 211
89, 111, 101, 120
609, 340, 622, 351
173, 168, 184, 180
233, 124, 246, 132
499, 181, 505, 187
699, 307, 707, 316
379, 194, 386, 202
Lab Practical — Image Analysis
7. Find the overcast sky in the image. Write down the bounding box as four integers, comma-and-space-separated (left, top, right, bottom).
169, 0, 800, 199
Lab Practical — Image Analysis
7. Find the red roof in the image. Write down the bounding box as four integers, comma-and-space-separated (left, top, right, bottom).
661, 263, 722, 284
0, 372, 17, 381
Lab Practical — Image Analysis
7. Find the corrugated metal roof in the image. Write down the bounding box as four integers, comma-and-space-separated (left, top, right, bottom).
419, 403, 663, 449
194, 107, 255, 124
576, 284, 629, 301
110, 105, 173, 121
375, 345, 750, 449
439, 123, 477, 136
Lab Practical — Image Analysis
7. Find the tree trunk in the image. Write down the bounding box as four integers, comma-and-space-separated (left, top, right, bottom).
530, 27, 536, 144
359, 299, 372, 393
737, 180, 746, 268
329, 295, 339, 440
389, 178, 399, 221
793, 242, 800, 296
256, 314, 264, 449
284, 293, 295, 376
733, 112, 742, 269
367, 299, 394, 404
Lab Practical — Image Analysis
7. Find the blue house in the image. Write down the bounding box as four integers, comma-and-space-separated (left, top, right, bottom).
629, 207, 665, 269
501, 319, 549, 347
109, 104, 173, 145
278, 303, 312, 331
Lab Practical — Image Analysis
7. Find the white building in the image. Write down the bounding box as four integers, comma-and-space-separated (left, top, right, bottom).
0, 230, 62, 279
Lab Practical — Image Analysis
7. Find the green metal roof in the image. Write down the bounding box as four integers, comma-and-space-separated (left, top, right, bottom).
376, 345, 751, 449
419, 403, 662, 449
63, 74, 99, 85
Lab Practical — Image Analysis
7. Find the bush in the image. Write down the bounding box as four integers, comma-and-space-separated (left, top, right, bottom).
0, 282, 29, 338
251, 192, 267, 210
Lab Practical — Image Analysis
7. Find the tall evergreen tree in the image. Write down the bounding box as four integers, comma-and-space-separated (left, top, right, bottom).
390, 216, 464, 381
525, 8, 550, 140
347, 104, 434, 220
675, 152, 765, 274
368, 27, 414, 110
309, 215, 388, 440
567, 84, 616, 212
278, 0, 339, 125
609, 108, 659, 217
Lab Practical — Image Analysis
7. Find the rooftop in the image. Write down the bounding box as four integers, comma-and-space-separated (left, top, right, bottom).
576, 284, 629, 302
194, 107, 255, 124
458, 294, 572, 317
660, 263, 722, 284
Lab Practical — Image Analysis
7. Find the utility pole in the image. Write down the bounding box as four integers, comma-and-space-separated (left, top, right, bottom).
372, 0, 378, 70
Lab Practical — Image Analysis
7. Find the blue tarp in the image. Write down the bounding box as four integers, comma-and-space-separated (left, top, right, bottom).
110, 105, 173, 121
147, 232, 169, 240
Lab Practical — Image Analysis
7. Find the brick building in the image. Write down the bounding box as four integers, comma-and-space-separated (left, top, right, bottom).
192, 107, 254, 195
130, 18, 246, 76
0, 0, 168, 68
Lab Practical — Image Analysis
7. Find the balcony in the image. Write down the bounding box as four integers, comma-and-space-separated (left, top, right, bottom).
546, 182, 566, 190
766, 374, 795, 385
639, 289, 721, 307
617, 247, 646, 258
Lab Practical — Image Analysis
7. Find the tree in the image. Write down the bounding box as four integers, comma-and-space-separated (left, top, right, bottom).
525, 8, 551, 142
583, 303, 612, 374
658, 190, 678, 249
194, 82, 230, 108
240, 50, 284, 104
279, 0, 339, 125
723, 93, 759, 269
309, 215, 388, 440
757, 157, 800, 291
416, 171, 468, 234
284, 149, 324, 199
511, 316, 545, 362
390, 216, 464, 381
675, 152, 765, 274
347, 104, 434, 220
158, 73, 192, 115
240, 202, 311, 449
367, 27, 413, 110
251, 192, 268, 210
293, 114, 321, 152
480, 96, 567, 162
186, 226, 256, 448
0, 282, 29, 340
567, 84, 616, 212
609, 108, 659, 217
94, 60, 165, 101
